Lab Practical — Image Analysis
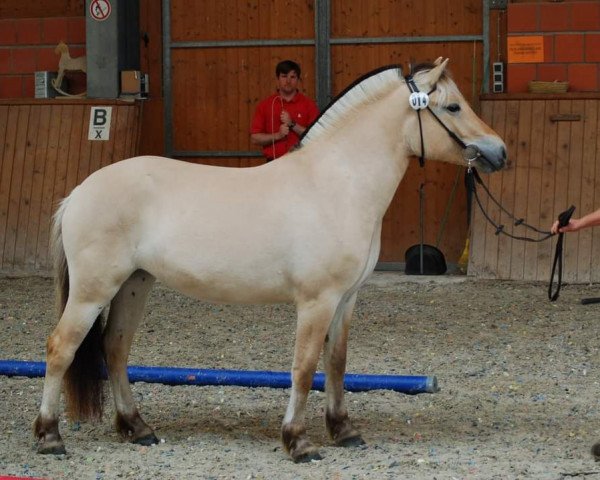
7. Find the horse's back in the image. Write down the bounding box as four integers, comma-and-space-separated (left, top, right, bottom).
83, 154, 295, 193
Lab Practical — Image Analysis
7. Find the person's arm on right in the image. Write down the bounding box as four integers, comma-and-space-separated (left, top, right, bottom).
551, 208, 600, 234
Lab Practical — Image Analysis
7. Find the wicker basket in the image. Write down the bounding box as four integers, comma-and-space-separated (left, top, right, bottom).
528, 80, 569, 94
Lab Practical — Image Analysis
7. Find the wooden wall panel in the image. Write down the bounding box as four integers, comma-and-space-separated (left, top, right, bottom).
471, 96, 600, 282
331, 0, 481, 37
25, 106, 51, 270
13, 106, 40, 269
332, 42, 484, 103
35, 105, 61, 271
536, 100, 558, 280
496, 100, 518, 279
583, 102, 599, 282
591, 106, 600, 283
564, 101, 585, 278
509, 100, 532, 279
171, 0, 314, 42
2, 106, 29, 270
469, 100, 493, 275
0, 101, 141, 275
139, 0, 165, 157
168, 0, 487, 264
522, 101, 545, 279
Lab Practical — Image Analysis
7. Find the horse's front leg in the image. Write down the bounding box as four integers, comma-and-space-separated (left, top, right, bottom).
282, 295, 337, 463
324, 293, 365, 448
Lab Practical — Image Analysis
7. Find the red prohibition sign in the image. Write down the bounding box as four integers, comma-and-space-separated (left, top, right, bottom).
90, 0, 112, 21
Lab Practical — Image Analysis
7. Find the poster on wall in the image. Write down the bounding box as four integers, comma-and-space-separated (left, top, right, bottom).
507, 36, 544, 64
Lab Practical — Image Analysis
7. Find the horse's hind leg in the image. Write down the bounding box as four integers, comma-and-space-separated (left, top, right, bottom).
102, 270, 157, 445
282, 294, 339, 463
323, 293, 365, 447
35, 300, 109, 454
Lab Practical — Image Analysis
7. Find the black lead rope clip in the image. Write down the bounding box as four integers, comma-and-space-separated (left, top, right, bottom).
548, 205, 576, 302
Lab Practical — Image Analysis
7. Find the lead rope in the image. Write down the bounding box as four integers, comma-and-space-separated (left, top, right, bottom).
465, 168, 553, 242
270, 95, 284, 160
465, 167, 575, 301
465, 168, 576, 301
548, 205, 575, 301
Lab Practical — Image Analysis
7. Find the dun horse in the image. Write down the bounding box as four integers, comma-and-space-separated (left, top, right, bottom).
34, 58, 506, 462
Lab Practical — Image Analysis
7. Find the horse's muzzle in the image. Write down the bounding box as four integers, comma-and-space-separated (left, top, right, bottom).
463, 141, 506, 173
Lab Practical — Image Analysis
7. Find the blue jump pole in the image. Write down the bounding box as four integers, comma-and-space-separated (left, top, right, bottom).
0, 359, 438, 395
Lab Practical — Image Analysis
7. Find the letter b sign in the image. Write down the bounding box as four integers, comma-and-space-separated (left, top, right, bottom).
88, 106, 113, 141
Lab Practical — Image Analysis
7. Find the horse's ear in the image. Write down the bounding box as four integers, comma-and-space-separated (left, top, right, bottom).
426, 58, 449, 86
433, 57, 444, 66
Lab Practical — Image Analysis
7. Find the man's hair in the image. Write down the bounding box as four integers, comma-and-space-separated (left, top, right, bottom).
275, 60, 301, 78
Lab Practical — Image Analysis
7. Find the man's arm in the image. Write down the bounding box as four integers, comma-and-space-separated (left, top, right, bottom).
250, 123, 290, 146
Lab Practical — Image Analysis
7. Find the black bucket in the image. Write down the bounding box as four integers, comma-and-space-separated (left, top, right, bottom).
404, 182, 447, 275
404, 244, 447, 275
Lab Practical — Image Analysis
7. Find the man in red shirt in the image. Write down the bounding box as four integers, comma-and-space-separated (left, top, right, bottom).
250, 60, 320, 162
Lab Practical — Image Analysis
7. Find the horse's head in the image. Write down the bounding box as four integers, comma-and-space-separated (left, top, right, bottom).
406, 58, 506, 173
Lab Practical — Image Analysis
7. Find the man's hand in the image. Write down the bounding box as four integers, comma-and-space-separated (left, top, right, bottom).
278, 123, 290, 138
280, 110, 292, 126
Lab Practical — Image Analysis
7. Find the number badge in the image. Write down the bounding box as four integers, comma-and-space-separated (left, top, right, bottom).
409, 92, 429, 110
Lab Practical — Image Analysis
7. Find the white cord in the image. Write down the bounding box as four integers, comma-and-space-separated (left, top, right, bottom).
270, 94, 284, 160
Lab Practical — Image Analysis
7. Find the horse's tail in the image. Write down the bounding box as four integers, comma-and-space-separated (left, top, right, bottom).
52, 195, 106, 421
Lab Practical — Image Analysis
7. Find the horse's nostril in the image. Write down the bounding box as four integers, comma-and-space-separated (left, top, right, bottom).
501, 147, 507, 160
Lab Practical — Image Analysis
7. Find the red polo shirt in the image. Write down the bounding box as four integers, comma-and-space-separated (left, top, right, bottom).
250, 91, 319, 160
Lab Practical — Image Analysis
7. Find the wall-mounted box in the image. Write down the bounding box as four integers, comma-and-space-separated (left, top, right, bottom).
34, 71, 58, 98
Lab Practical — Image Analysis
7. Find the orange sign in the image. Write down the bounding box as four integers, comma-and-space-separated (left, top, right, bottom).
508, 36, 544, 63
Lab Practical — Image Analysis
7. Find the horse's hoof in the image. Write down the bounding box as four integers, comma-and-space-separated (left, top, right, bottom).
592, 442, 600, 461
293, 451, 323, 463
133, 433, 159, 446
37, 441, 66, 455
336, 434, 366, 448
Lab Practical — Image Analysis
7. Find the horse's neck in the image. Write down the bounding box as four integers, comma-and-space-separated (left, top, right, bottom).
308, 88, 412, 218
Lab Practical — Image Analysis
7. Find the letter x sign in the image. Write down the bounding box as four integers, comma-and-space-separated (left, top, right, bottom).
88, 107, 113, 141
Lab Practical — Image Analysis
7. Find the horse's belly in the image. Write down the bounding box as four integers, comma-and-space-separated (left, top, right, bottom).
149, 263, 294, 305
136, 205, 378, 306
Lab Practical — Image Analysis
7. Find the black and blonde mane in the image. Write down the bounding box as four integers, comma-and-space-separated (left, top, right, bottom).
300, 63, 458, 147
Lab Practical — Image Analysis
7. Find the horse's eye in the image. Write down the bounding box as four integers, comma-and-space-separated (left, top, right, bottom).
447, 103, 461, 113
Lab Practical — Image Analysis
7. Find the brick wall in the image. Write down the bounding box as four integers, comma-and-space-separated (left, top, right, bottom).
507, 1, 600, 93
0, 16, 85, 98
